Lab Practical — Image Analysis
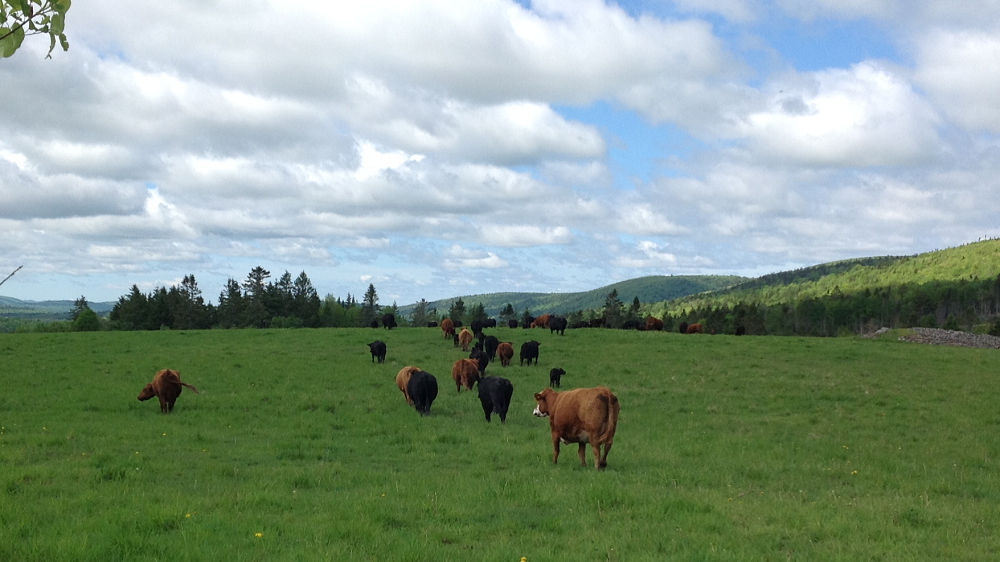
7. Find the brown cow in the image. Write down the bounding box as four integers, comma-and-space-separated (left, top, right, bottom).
458, 328, 473, 351
395, 365, 420, 405
451, 359, 480, 392
137, 369, 199, 414
496, 342, 514, 367
643, 316, 664, 331
530, 313, 551, 328
532, 386, 619, 470
440, 318, 455, 339
685, 323, 703, 334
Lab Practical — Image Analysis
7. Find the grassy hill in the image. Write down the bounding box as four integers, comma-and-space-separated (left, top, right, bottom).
398, 275, 747, 317
658, 239, 1000, 315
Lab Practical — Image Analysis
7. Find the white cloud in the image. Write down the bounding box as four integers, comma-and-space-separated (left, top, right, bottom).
738, 63, 940, 167
442, 245, 510, 269
914, 29, 1000, 133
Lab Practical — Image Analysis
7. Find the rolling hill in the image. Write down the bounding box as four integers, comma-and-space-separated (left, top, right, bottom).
397, 275, 747, 317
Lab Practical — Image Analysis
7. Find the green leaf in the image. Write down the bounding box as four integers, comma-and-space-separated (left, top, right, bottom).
0, 25, 24, 58
58, 31, 67, 51
51, 0, 71, 14
49, 11, 62, 35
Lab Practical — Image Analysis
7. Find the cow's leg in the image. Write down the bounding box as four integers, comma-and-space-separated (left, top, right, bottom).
158, 395, 168, 413
578, 443, 588, 467
550, 433, 560, 464
599, 440, 613, 469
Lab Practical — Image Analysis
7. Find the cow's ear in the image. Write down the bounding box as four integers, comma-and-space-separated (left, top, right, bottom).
533, 392, 543, 400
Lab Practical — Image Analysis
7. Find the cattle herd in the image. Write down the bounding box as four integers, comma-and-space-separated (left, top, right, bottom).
136, 313, 629, 471
377, 313, 620, 471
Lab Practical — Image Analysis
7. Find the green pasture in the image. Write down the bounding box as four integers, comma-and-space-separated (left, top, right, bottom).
1, 327, 998, 561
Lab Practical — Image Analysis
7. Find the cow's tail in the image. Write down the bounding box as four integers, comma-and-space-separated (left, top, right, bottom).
180, 382, 200, 394
596, 391, 619, 443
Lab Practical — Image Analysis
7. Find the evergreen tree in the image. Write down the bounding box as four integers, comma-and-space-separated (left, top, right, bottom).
70, 295, 90, 321
498, 303, 516, 324
603, 289, 624, 329
448, 298, 466, 325
217, 278, 245, 329
292, 271, 321, 327
410, 298, 430, 327
110, 285, 147, 330
467, 302, 487, 324
360, 283, 380, 327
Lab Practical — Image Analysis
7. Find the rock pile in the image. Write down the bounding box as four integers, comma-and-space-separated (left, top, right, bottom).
897, 327, 1000, 349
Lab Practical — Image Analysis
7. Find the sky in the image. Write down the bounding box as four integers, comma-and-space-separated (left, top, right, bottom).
1, 0, 999, 306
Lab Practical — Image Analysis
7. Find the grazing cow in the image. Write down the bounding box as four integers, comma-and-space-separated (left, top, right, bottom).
458, 328, 473, 351
643, 316, 664, 331
520, 340, 540, 366
508, 319, 518, 329
367, 340, 386, 363
496, 342, 514, 367
137, 369, 199, 414
471, 319, 485, 337
395, 365, 420, 404
407, 370, 438, 416
678, 321, 689, 334
478, 376, 514, 424
453, 333, 461, 347
521, 316, 535, 329
440, 318, 455, 339
427, 321, 438, 328
686, 323, 703, 334
483, 319, 497, 329
531, 314, 551, 329
735, 325, 747, 336
532, 386, 620, 470
549, 316, 568, 335
369, 319, 379, 328
451, 359, 480, 392
570, 320, 589, 329
483, 335, 499, 362
621, 319, 641, 330
382, 313, 397, 329
589, 318, 606, 328
549, 367, 566, 388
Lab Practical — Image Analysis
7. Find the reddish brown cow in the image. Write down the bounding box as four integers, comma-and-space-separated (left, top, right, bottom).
496, 342, 514, 367
451, 359, 480, 392
685, 323, 703, 334
532, 386, 619, 470
440, 318, 455, 339
530, 313, 551, 328
137, 369, 199, 414
643, 316, 664, 331
458, 328, 473, 351
395, 365, 420, 405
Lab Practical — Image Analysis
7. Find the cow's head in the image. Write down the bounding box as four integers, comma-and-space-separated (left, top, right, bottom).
137, 383, 156, 401
532, 389, 555, 417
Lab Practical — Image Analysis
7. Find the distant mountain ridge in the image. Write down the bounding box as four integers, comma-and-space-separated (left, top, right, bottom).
397, 275, 747, 317
0, 296, 116, 320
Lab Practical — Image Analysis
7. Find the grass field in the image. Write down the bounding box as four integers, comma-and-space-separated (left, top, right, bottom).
2, 327, 999, 561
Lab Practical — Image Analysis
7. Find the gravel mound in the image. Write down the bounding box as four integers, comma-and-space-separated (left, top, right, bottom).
897, 327, 1000, 349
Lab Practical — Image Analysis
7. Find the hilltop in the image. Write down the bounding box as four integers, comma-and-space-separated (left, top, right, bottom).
397, 275, 747, 317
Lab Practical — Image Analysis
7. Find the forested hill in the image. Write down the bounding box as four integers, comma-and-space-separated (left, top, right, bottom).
0, 296, 115, 320
399, 275, 746, 317
653, 239, 1000, 336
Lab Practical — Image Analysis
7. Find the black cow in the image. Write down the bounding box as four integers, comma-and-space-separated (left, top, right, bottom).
471, 319, 485, 337
549, 367, 566, 388
521, 316, 535, 329
367, 340, 386, 363
678, 321, 689, 334
406, 370, 438, 416
735, 325, 747, 336
483, 335, 499, 362
382, 313, 397, 329
508, 319, 518, 329
427, 321, 438, 328
477, 376, 513, 424
549, 316, 568, 335
621, 319, 640, 330
483, 318, 497, 329
520, 340, 540, 366
369, 319, 379, 328
470, 345, 489, 376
